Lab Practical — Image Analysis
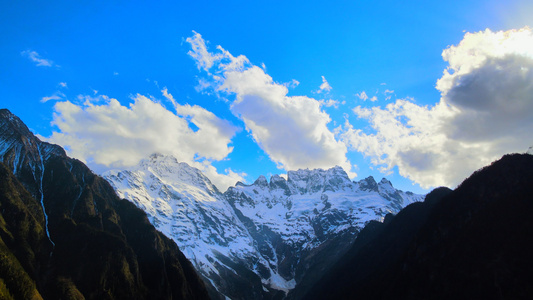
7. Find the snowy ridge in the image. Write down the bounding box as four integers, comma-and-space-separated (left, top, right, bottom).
103, 153, 424, 298
226, 168, 421, 255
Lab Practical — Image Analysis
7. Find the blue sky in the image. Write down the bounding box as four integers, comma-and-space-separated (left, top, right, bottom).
1, 1, 532, 193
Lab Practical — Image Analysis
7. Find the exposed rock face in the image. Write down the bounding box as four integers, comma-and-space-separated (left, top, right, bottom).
104, 153, 423, 299
0, 109, 209, 300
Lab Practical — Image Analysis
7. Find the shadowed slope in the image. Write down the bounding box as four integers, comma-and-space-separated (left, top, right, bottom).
307, 154, 533, 299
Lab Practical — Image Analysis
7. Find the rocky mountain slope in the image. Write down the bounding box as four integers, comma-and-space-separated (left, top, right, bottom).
103, 153, 423, 299
305, 153, 533, 299
0, 109, 209, 299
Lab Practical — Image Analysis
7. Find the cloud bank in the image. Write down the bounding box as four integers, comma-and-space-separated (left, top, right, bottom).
341, 27, 533, 189
45, 93, 243, 190
186, 32, 354, 176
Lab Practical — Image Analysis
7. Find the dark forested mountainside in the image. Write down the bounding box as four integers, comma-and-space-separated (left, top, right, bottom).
306, 153, 533, 299
0, 109, 209, 300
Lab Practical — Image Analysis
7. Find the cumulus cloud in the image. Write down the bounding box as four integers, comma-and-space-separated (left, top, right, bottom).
45, 93, 242, 190
186, 32, 354, 176
340, 27, 533, 189
21, 50, 55, 67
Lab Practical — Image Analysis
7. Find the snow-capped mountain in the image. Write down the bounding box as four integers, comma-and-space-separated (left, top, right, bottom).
103, 153, 424, 299
103, 154, 268, 298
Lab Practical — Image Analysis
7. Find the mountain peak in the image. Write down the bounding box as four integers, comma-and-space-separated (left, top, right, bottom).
327, 165, 346, 174
1, 108, 32, 137
253, 174, 269, 186
359, 176, 378, 191
379, 178, 392, 186
0, 108, 17, 120
1, 108, 66, 175
144, 152, 179, 165
108, 153, 220, 196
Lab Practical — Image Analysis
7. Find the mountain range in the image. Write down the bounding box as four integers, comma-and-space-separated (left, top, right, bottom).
102, 153, 423, 299
2, 107, 532, 300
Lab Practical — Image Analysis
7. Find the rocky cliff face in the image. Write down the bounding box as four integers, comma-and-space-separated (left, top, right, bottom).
0, 109, 209, 300
104, 153, 423, 299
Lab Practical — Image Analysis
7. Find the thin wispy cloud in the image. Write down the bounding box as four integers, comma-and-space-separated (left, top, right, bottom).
384, 89, 394, 100
21, 50, 56, 67
40, 91, 65, 103
283, 79, 300, 89
320, 99, 343, 108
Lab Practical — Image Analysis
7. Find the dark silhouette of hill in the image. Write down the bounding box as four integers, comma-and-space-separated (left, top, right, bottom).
0, 109, 209, 299
305, 153, 533, 299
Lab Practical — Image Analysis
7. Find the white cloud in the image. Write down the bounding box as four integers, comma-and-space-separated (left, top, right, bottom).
384, 89, 394, 100
318, 76, 332, 93
320, 99, 341, 108
186, 32, 354, 176
355, 91, 369, 101
21, 50, 55, 67
59, 82, 67, 88
45, 93, 242, 190
283, 79, 300, 89
340, 27, 533, 189
186, 31, 225, 72
41, 91, 65, 103
355, 91, 377, 101
201, 164, 247, 192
